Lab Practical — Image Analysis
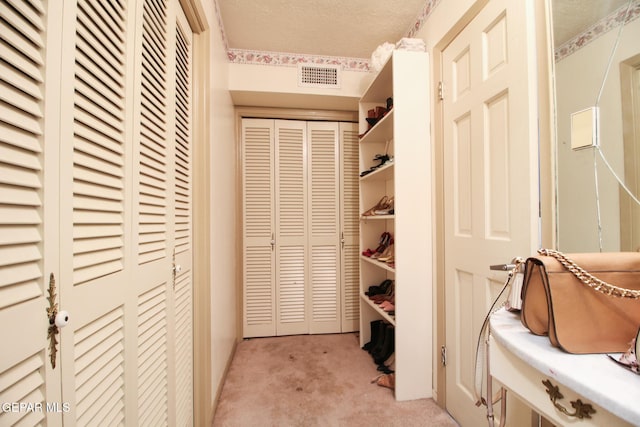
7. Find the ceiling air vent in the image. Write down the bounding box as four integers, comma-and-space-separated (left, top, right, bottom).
298, 63, 341, 89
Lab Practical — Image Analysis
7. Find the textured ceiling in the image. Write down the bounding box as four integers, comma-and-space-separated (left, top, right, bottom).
216, 0, 427, 58
552, 0, 630, 46
215, 0, 632, 60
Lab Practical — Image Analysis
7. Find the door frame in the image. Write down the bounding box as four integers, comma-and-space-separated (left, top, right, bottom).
430, 0, 556, 408
182, 0, 211, 425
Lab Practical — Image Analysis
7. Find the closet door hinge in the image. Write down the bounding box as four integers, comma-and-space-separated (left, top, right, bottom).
441, 345, 447, 367
438, 81, 445, 101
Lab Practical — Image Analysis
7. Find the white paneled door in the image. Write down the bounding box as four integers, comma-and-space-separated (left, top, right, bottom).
0, 0, 194, 425
242, 119, 358, 338
442, 0, 540, 426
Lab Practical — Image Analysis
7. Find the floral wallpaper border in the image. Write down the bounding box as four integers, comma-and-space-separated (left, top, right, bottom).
555, 0, 640, 62
226, 49, 372, 71
214, 0, 441, 72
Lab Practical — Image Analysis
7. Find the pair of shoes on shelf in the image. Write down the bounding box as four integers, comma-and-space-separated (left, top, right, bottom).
366, 278, 393, 297
371, 240, 393, 260
373, 197, 394, 215
379, 300, 395, 313
362, 196, 394, 217
370, 285, 394, 304
359, 154, 393, 177
363, 231, 392, 258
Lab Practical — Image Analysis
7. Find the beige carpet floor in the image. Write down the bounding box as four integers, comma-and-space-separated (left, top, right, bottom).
212, 333, 460, 427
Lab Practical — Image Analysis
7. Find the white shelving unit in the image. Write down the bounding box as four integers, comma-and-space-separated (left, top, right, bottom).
358, 50, 433, 401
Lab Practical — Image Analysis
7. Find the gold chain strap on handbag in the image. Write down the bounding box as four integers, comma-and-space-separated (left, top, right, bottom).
538, 249, 640, 299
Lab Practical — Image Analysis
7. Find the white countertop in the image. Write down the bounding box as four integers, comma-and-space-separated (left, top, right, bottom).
490, 308, 640, 426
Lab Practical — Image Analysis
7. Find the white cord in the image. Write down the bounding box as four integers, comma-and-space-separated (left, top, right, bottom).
595, 0, 634, 106
590, 0, 637, 252
592, 148, 603, 252
596, 145, 640, 207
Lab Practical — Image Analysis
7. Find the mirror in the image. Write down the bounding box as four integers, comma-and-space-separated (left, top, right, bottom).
553, 0, 640, 252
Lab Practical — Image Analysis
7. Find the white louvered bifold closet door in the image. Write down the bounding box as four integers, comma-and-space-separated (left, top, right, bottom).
242, 119, 359, 338
57, 0, 194, 425
242, 119, 276, 338
57, 0, 133, 424
275, 120, 308, 336
0, 0, 194, 425
135, 0, 173, 424
173, 8, 194, 426
339, 123, 360, 332
307, 122, 340, 334
0, 1, 58, 426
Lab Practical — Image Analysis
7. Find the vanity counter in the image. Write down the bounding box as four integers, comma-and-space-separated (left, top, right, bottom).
489, 308, 639, 426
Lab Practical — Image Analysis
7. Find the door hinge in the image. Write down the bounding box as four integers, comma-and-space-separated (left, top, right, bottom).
438, 81, 444, 101
441, 345, 447, 366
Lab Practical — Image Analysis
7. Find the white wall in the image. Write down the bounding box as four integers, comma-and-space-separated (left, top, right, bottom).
228, 62, 372, 110
555, 17, 640, 251
205, 1, 238, 406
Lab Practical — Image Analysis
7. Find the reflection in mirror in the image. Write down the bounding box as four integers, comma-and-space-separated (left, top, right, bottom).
553, 0, 640, 252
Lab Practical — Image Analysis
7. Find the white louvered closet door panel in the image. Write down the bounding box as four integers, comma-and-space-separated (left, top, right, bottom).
275, 120, 308, 336
173, 6, 194, 426
307, 122, 340, 334
339, 122, 360, 332
242, 119, 276, 338
0, 0, 59, 425
135, 0, 176, 424
57, 0, 131, 425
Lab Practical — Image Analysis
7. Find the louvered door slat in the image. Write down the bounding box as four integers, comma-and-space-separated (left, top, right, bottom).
0, 42, 42, 84
0, 104, 41, 136
4, 0, 44, 28
1, 64, 42, 101
0, 5, 43, 57
0, 122, 41, 153
0, 185, 40, 207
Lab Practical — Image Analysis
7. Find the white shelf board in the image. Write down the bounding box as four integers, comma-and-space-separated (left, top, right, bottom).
360, 292, 396, 325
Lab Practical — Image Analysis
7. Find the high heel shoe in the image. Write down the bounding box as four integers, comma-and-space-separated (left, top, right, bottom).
362, 196, 388, 217
374, 196, 394, 215
371, 232, 391, 258
377, 244, 394, 262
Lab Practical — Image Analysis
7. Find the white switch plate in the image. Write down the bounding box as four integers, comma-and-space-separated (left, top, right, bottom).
570, 107, 599, 150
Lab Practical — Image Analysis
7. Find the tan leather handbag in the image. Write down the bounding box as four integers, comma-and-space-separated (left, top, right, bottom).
521, 249, 640, 354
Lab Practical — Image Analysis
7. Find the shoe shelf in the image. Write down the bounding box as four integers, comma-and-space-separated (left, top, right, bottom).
360, 291, 395, 325
358, 49, 432, 401
360, 108, 394, 144
360, 162, 394, 182
360, 254, 395, 273
360, 214, 395, 221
